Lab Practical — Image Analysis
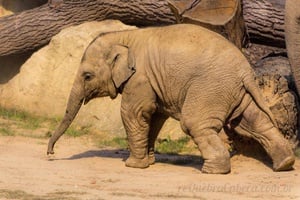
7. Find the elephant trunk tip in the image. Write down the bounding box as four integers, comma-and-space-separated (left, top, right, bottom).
46, 84, 84, 155
47, 131, 63, 155
47, 138, 56, 155
47, 150, 54, 155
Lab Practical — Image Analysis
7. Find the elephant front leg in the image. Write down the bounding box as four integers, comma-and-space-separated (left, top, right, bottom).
121, 100, 157, 169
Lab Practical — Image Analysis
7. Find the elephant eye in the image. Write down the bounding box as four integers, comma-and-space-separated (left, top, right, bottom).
82, 72, 94, 81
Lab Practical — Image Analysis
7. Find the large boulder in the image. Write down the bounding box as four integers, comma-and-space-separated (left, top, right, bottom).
0, 1, 48, 84
0, 20, 184, 137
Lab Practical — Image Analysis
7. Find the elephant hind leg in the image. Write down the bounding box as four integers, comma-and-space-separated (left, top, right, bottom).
181, 104, 231, 174
192, 128, 231, 174
232, 100, 295, 171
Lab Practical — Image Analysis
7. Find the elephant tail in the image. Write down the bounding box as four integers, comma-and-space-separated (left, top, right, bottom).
242, 72, 277, 127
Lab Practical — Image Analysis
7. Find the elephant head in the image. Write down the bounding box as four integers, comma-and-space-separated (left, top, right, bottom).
47, 38, 136, 154
285, 0, 300, 97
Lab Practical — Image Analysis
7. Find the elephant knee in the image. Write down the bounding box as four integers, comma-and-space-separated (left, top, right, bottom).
140, 102, 157, 123
121, 101, 156, 122
181, 116, 223, 137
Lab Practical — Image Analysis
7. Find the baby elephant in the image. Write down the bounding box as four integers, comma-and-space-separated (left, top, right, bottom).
47, 24, 295, 174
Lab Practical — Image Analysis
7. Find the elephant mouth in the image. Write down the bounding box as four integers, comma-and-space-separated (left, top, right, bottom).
84, 89, 99, 105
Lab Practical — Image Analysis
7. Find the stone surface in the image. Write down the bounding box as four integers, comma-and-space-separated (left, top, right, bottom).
0, 20, 184, 138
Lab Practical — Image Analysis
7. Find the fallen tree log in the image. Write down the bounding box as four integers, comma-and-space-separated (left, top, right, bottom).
0, 0, 286, 57
243, 0, 285, 47
168, 0, 244, 49
0, 0, 176, 56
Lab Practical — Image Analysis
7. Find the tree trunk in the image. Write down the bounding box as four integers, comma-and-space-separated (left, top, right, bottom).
168, 0, 245, 49
0, 0, 287, 57
0, 0, 176, 56
243, 0, 286, 48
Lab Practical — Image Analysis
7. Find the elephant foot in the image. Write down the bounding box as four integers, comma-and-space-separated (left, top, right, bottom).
148, 151, 155, 165
125, 155, 149, 169
192, 133, 231, 174
273, 155, 295, 171
266, 136, 295, 171
201, 157, 231, 174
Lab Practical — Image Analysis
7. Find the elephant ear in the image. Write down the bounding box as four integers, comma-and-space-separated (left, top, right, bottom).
109, 45, 136, 88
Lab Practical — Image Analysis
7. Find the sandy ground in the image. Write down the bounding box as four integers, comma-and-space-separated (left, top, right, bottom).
0, 135, 299, 200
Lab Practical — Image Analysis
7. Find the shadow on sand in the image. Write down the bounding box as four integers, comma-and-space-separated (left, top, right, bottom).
50, 145, 275, 171
56, 149, 204, 169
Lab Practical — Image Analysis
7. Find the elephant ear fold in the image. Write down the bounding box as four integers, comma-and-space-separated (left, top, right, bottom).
109, 45, 136, 88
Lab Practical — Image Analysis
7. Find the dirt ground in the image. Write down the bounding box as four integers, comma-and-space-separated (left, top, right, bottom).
0, 135, 299, 200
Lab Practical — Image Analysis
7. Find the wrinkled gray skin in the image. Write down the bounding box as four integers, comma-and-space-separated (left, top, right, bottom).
47, 24, 295, 174
285, 0, 300, 97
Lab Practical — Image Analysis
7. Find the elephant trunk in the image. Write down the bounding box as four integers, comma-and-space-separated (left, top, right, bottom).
47, 83, 84, 155
285, 0, 300, 97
